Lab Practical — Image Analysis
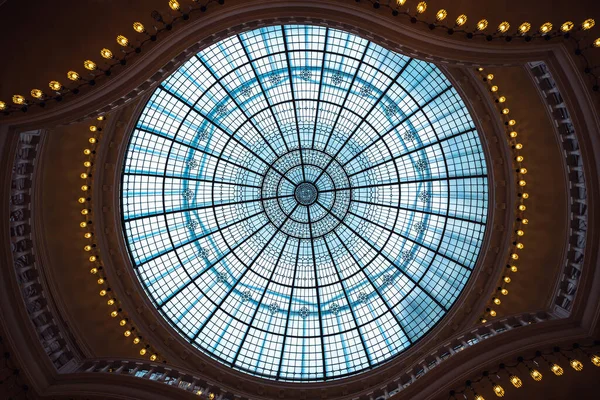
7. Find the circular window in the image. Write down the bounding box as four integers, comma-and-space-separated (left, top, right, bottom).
121, 25, 488, 382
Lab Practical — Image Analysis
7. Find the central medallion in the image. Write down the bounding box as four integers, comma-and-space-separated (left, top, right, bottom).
294, 182, 318, 205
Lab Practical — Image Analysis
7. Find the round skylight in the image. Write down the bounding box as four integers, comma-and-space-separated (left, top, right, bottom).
121, 25, 488, 382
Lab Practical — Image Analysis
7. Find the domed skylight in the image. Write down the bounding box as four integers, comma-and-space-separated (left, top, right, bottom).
121, 25, 488, 382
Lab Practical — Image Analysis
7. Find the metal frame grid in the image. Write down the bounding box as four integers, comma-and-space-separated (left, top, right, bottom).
120, 25, 489, 382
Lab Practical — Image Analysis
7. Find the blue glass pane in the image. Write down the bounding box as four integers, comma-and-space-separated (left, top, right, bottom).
121, 25, 489, 382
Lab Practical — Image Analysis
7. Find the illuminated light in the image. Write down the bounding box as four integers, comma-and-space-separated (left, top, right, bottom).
516, 243, 524, 249
474, 395, 484, 400
124, 330, 132, 337
133, 22, 146, 33
89, 137, 97, 144
107, 299, 115, 306
502, 108, 510, 115
81, 209, 89, 215
561, 21, 574, 32
504, 276, 511, 283
491, 86, 498, 92
84, 60, 97, 71
397, 0, 407, 5
110, 310, 118, 318
522, 193, 529, 199
90, 125, 98, 132
570, 359, 583, 371
477, 19, 488, 31
90, 267, 98, 274
0, 101, 6, 110
80, 221, 88, 228
493, 297, 501, 305
509, 119, 516, 126
117, 35, 129, 47
168, 0, 180, 11
581, 19, 595, 30
84, 161, 92, 168
78, 197, 86, 204
12, 95, 25, 105
511, 253, 519, 260
501, 288, 509, 295
515, 143, 523, 150
516, 155, 524, 162
100, 48, 113, 59
196, 390, 203, 396
510, 131, 517, 138
518, 204, 526, 211
519, 168, 527, 174
551, 364, 564, 376
49, 81, 62, 91
591, 355, 600, 367
67, 71, 80, 81
487, 74, 494, 80
89, 256, 97, 262
83, 149, 92, 155
416, 2, 427, 14
539, 22, 553, 34
84, 245, 92, 252
97, 278, 105, 285
133, 337, 141, 345
81, 185, 89, 191
478, 67, 484, 71
480, 318, 487, 323
139, 348, 147, 356
522, 218, 529, 224
81, 173, 88, 179
435, 9, 447, 21
119, 319, 127, 326
498, 96, 506, 103
208, 393, 215, 400
498, 21, 510, 33
84, 232, 93, 238
489, 309, 497, 317
150, 354, 158, 361
509, 375, 522, 388
30, 89, 43, 99
519, 180, 527, 187
510, 265, 518, 272
594, 38, 600, 48
455, 14, 467, 26
493, 384, 505, 397
529, 368, 542, 381
97, 115, 105, 121
516, 230, 524, 236
99, 289, 107, 296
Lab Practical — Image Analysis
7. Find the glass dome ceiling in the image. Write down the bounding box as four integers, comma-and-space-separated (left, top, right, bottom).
121, 25, 488, 382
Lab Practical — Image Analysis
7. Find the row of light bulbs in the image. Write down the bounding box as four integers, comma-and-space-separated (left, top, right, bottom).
449, 345, 600, 399
0, 0, 596, 113
475, 69, 529, 324
79, 115, 161, 364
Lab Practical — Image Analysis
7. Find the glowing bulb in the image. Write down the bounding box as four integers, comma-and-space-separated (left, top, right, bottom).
100, 48, 113, 59
516, 155, 524, 162
561, 21, 574, 32
510, 131, 517, 138
551, 364, 564, 376
107, 299, 115, 306
81, 173, 88, 179
116, 35, 129, 47
493, 297, 501, 305
455, 14, 467, 26
487, 74, 494, 80
80, 221, 88, 228
489, 309, 497, 317
504, 276, 511, 283
0, 101, 6, 111
477, 19, 488, 31
119, 319, 127, 326
581, 19, 595, 30
97, 115, 105, 121
99, 289, 107, 296
502, 108, 510, 115
511, 253, 519, 260
90, 125, 98, 132
110, 310, 118, 318
67, 71, 80, 81
12, 95, 25, 105
90, 267, 98, 274
522, 218, 529, 224
81, 185, 89, 191
84, 245, 92, 252
516, 230, 524, 236
501, 288, 509, 295
518, 205, 526, 211
522, 193, 529, 199
519, 180, 527, 187
478, 67, 484, 71
133, 22, 146, 33
84, 60, 97, 71
594, 38, 600, 48
493, 384, 505, 397
570, 359, 583, 371
498, 96, 506, 103
139, 348, 147, 356
133, 337, 141, 344
78, 197, 86, 204
498, 22, 510, 33
89, 256, 97, 262
480, 318, 487, 323
509, 375, 522, 388
491, 86, 499, 92
397, 0, 407, 5
84, 232, 93, 238
416, 2, 427, 14
516, 243, 524, 249
49, 81, 62, 91
150, 354, 158, 361
519, 168, 527, 174
84, 161, 92, 168
83, 149, 92, 155
30, 89, 43, 99
509, 119, 516, 126
529, 368, 542, 381
124, 330, 131, 337
89, 137, 97, 144
97, 278, 105, 285
591, 355, 600, 367
519, 22, 531, 34
510, 265, 518, 272
435, 9, 447, 21
209, 394, 215, 400
168, 0, 180, 10
515, 143, 523, 150
81, 209, 89, 215
539, 23, 553, 34
474, 395, 484, 400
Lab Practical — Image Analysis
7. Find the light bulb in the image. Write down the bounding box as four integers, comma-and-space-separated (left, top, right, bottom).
516, 243, 524, 249
509, 375, 522, 388
561, 21, 574, 32
511, 253, 519, 260
90, 267, 98, 274
89, 256, 97, 262
397, 0, 407, 5
510, 265, 518, 272
97, 115, 105, 121
133, 22, 145, 33
474, 395, 484, 400
89, 137, 97, 144
518, 205, 526, 211
509, 119, 516, 126
498, 21, 510, 33
100, 48, 113, 59
435, 9, 447, 21
67, 71, 80, 81
519, 180, 526, 187
80, 221, 88, 228
110, 310, 118, 318
149, 354, 157, 361
498, 96, 506, 103
477, 19, 488, 31
139, 348, 147, 356
81, 209, 89, 215
493, 297, 501, 305
209, 393, 215, 400
84, 245, 92, 251
124, 330, 131, 337
516, 155, 524, 162
83, 149, 92, 155
570, 359, 583, 371
81, 185, 89, 191
504, 276, 511, 283
539, 22, 553, 34
78, 197, 86, 204
84, 60, 97, 71
501, 288, 509, 295
168, 0, 180, 10
90, 125, 98, 132
12, 95, 25, 105
510, 131, 517, 138
116, 35, 129, 47
30, 89, 43, 99
99, 289, 107, 296
581, 19, 595, 30
0, 101, 6, 110
478, 67, 484, 71
84, 232, 93, 238
551, 363, 564, 376
107, 299, 115, 306
84, 161, 92, 167
416, 2, 427, 14
516, 230, 524, 236
133, 337, 141, 344
491, 85, 499, 92
591, 355, 600, 367
489, 309, 497, 317
522, 218, 529, 224
529, 368, 542, 381
502, 108, 510, 115
519, 168, 527, 174
519, 22, 531, 34
455, 14, 467, 26
119, 319, 127, 326
80, 172, 88, 179
594, 38, 600, 48
522, 193, 529, 199
480, 318, 487, 323
493, 384, 505, 397
97, 278, 105, 285
49, 81, 62, 91
487, 74, 494, 80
